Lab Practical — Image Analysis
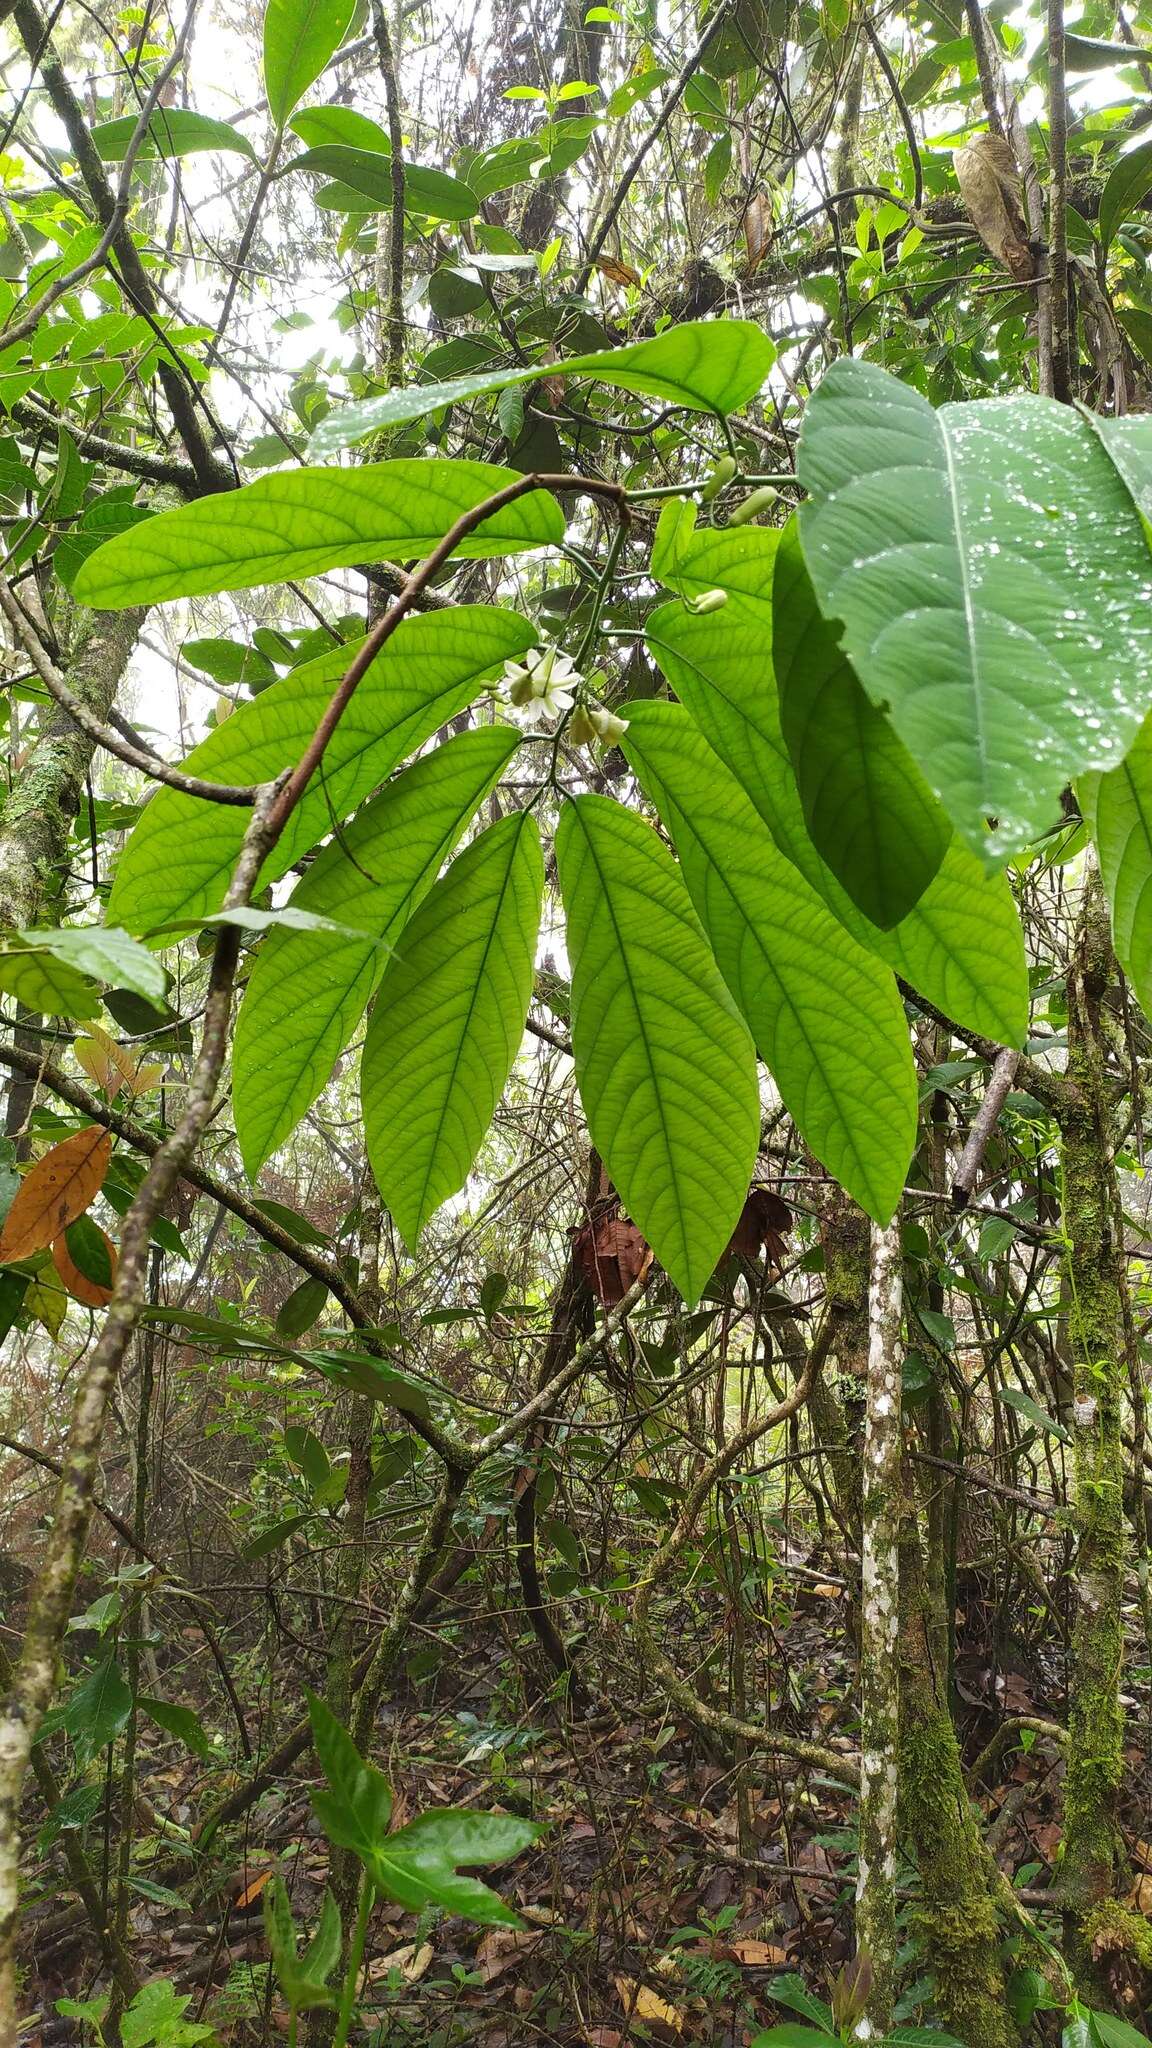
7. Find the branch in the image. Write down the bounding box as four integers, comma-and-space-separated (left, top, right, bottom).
0, 575, 260, 805
951, 1046, 1021, 1207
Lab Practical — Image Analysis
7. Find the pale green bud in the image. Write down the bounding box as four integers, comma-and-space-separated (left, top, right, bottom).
728, 485, 779, 526
699, 454, 737, 503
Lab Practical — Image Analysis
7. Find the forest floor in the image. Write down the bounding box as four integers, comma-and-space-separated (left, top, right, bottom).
22, 1566, 1152, 2047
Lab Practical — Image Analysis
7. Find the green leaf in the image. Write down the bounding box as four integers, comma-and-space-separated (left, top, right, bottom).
289, 105, 392, 152
234, 725, 519, 1173
73, 459, 563, 607
18, 925, 167, 1004
0, 941, 100, 1018
363, 812, 544, 1249
999, 1385, 1071, 1443
286, 145, 479, 221
90, 109, 258, 162
307, 1689, 393, 1850
749, 2030, 837, 2047
555, 793, 760, 1305
275, 1276, 329, 1337
1088, 2015, 1152, 2048
264, 1877, 340, 2013
1099, 139, 1152, 251
1065, 31, 1152, 69
1080, 715, 1152, 1019
121, 1977, 215, 2048
647, 515, 1028, 1047
365, 1807, 541, 1926
299, 1348, 431, 1416
796, 357, 1152, 859
773, 519, 949, 928
282, 1423, 332, 1494
622, 701, 916, 1224
263, 0, 357, 126
139, 1696, 215, 1761
106, 608, 535, 935
62, 1654, 132, 1765
309, 318, 776, 456
243, 1512, 315, 1558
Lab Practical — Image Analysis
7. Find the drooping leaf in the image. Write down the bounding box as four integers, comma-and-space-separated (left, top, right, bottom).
61, 1654, 132, 1765
106, 608, 535, 936
0, 1127, 112, 1262
285, 145, 479, 221
90, 109, 258, 163
263, 0, 357, 126
73, 460, 563, 607
773, 519, 949, 928
52, 1216, 117, 1307
646, 518, 1028, 1046
299, 1348, 431, 1416
362, 811, 543, 1249
999, 1385, 1071, 1443
234, 725, 519, 1174
555, 793, 760, 1306
309, 319, 776, 456
1098, 138, 1152, 251
0, 942, 101, 1018
139, 1696, 215, 1761
622, 701, 916, 1224
17, 925, 167, 1005
796, 357, 1152, 858
1080, 714, 1152, 1018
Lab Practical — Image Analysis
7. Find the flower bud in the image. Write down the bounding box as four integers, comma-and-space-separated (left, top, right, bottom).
699, 454, 737, 503
567, 704, 598, 746
728, 485, 779, 526
687, 588, 729, 615
590, 707, 629, 743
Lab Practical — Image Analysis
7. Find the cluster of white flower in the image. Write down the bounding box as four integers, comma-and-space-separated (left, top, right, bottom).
501, 646, 628, 742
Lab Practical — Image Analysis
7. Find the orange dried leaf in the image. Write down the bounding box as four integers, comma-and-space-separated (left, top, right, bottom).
0, 1128, 112, 1262
51, 1225, 118, 1308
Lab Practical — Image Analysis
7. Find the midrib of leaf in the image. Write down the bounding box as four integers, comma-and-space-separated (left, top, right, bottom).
567, 802, 697, 1278
937, 411, 991, 815
638, 745, 893, 1211
396, 816, 532, 1233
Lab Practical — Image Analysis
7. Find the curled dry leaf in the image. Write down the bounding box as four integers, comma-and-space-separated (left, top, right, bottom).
0, 1126, 112, 1262
743, 189, 773, 273
613, 1977, 683, 2034
51, 1224, 118, 1308
953, 134, 1032, 280
573, 1209, 653, 1306
596, 256, 642, 288
722, 1185, 791, 1270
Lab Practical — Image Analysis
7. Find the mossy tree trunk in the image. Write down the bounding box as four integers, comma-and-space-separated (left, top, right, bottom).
855, 1215, 903, 2037
897, 1503, 1017, 2048
1059, 865, 1128, 1975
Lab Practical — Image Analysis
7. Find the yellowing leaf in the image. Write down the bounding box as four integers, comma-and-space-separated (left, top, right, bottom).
0, 1128, 112, 1262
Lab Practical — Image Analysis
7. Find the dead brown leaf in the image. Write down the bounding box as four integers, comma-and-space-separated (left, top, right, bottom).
0, 1127, 112, 1262
953, 135, 1032, 279
613, 1977, 683, 2034
722, 1938, 788, 1965
475, 1927, 544, 1983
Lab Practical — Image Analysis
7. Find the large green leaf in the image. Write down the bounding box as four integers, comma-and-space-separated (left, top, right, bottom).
1080, 713, 1152, 1017
555, 794, 760, 1305
1098, 138, 1152, 251
91, 110, 258, 162
646, 515, 1028, 1046
61, 1655, 132, 1766
622, 701, 916, 1224
309, 319, 776, 456
234, 725, 519, 1174
307, 1694, 538, 1925
73, 460, 563, 607
362, 811, 543, 1249
285, 145, 479, 221
263, 0, 357, 126
107, 608, 535, 935
0, 942, 100, 1018
796, 357, 1152, 858
365, 1808, 541, 1926
773, 519, 949, 928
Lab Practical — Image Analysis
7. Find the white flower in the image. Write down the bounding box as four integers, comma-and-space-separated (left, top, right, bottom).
502, 645, 582, 723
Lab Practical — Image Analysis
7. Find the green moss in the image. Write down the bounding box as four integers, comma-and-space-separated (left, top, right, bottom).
1082, 1902, 1152, 1973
